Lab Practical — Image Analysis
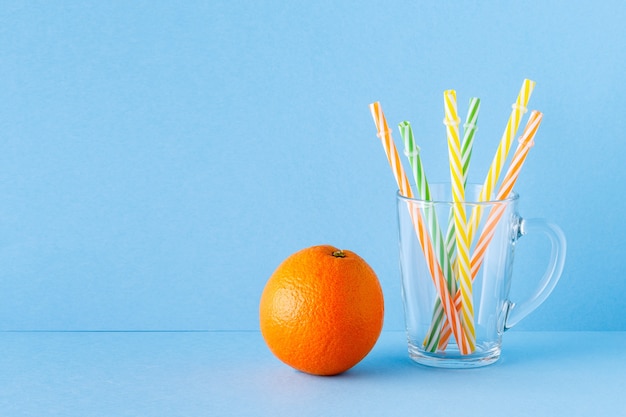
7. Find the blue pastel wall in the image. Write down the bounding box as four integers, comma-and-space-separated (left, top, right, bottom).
1, 1, 624, 331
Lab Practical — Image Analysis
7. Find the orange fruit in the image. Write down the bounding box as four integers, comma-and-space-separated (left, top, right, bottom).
259, 244, 384, 376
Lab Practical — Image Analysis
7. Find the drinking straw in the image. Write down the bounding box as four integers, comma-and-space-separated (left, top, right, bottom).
436, 110, 543, 348
398, 122, 432, 200
438, 82, 533, 351
471, 110, 543, 276
444, 97, 481, 263
443, 90, 476, 352
398, 121, 455, 352
433, 97, 481, 350
461, 97, 481, 185
467, 79, 535, 242
369, 102, 471, 355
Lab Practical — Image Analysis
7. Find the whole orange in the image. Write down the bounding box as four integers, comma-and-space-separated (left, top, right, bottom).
259, 244, 384, 376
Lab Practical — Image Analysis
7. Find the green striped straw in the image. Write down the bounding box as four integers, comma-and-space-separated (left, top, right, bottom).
398, 121, 456, 351
424, 97, 481, 351
461, 98, 480, 180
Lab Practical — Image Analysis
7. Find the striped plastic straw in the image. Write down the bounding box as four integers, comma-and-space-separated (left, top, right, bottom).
398, 121, 455, 352
369, 102, 471, 355
467, 79, 535, 243
443, 90, 476, 352
471, 111, 543, 275
437, 110, 543, 347
439, 82, 533, 350
433, 97, 481, 350
461, 98, 481, 184
444, 97, 481, 267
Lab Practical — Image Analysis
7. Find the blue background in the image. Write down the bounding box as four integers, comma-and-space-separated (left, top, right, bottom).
1, 0, 624, 332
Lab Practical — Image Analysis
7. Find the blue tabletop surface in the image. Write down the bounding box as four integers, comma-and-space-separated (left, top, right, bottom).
0, 331, 623, 416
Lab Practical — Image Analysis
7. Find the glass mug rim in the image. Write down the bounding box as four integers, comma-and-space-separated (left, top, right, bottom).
396, 182, 519, 206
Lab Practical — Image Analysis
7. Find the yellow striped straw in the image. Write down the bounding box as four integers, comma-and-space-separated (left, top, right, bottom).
443, 90, 476, 352
467, 79, 535, 242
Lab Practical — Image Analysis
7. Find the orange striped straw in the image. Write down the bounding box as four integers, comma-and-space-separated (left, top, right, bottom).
471, 110, 543, 275
437, 110, 543, 348
369, 102, 471, 354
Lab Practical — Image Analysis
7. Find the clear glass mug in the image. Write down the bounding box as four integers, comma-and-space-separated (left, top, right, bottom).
397, 183, 566, 368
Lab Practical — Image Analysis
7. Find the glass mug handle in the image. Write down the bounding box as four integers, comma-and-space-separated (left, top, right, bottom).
504, 217, 567, 330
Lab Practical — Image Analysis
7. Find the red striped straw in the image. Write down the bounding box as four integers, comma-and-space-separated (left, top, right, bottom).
437, 110, 543, 348
369, 102, 471, 355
